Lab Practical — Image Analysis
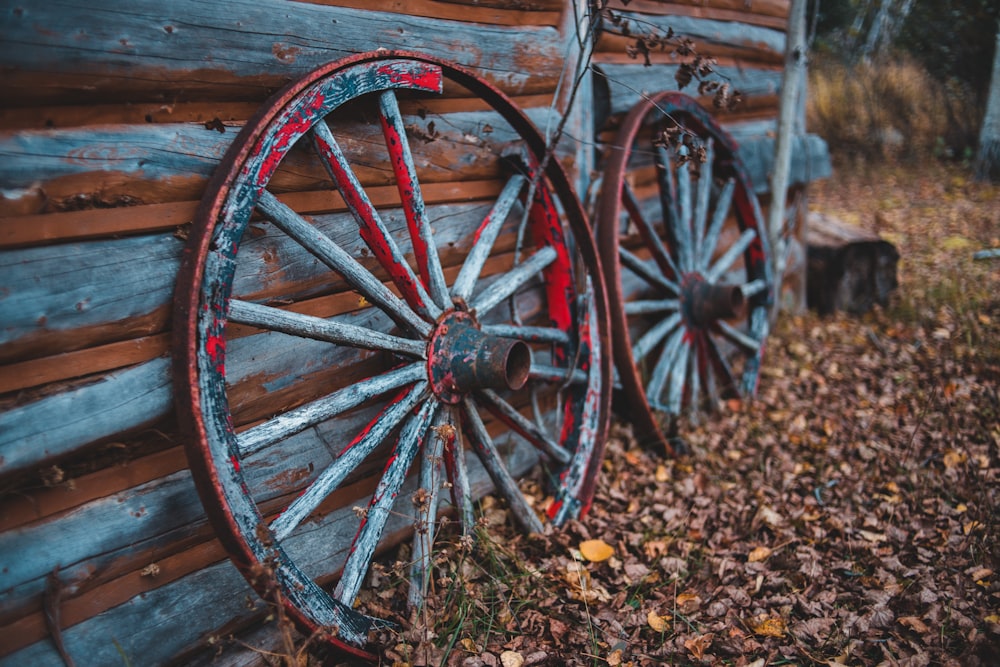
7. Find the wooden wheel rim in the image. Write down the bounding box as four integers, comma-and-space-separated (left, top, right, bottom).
596, 92, 772, 453
173, 50, 611, 658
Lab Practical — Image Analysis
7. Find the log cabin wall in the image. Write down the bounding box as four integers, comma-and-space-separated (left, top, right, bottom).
0, 1, 829, 665
0, 2, 583, 665
592, 0, 831, 308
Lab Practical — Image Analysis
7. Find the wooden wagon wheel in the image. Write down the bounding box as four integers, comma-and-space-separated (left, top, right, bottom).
173, 51, 611, 659
595, 92, 772, 453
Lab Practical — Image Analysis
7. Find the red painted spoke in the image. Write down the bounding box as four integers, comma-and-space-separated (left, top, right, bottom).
228, 299, 425, 358
461, 397, 544, 534
237, 362, 425, 457
440, 405, 475, 534
378, 90, 450, 310
478, 389, 571, 465
335, 396, 439, 607
631, 311, 682, 363
257, 190, 431, 338
622, 180, 682, 283
268, 382, 428, 540
706, 227, 757, 283
408, 408, 449, 609
311, 119, 441, 321
470, 245, 557, 316
699, 178, 735, 271
451, 174, 527, 302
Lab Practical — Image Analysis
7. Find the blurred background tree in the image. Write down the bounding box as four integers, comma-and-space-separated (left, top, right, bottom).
808, 0, 1000, 165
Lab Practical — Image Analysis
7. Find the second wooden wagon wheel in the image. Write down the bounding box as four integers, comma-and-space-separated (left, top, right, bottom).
174, 51, 611, 659
596, 92, 773, 453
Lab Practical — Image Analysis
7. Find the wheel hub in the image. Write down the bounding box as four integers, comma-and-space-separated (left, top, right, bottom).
427, 310, 532, 404
681, 273, 746, 328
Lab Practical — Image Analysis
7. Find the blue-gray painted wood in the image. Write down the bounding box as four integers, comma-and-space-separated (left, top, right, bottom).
0, 357, 172, 477
0, 0, 566, 102
600, 12, 786, 57
595, 63, 784, 117
0, 436, 540, 667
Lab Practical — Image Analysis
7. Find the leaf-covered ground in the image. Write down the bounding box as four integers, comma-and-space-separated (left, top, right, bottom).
334, 162, 1000, 667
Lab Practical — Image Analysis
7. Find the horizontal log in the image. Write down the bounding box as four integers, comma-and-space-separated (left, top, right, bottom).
595, 13, 786, 65
0, 358, 173, 478
602, 0, 790, 29
1, 0, 566, 106
0, 106, 560, 214
729, 131, 833, 194
0, 434, 541, 664
304, 0, 563, 27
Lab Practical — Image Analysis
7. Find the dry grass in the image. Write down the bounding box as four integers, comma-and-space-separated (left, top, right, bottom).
808, 56, 982, 164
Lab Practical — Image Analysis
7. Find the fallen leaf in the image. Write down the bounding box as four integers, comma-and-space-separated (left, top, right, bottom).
676, 592, 702, 613
683, 633, 713, 660
579, 539, 615, 563
748, 546, 772, 562
647, 610, 670, 632
898, 616, 930, 633
858, 529, 886, 543
750, 615, 786, 637
500, 650, 524, 667
605, 648, 623, 666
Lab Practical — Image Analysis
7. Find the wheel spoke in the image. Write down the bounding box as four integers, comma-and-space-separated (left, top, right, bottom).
622, 180, 682, 282
692, 139, 714, 257
237, 362, 426, 456
548, 289, 604, 525
675, 152, 694, 272
699, 178, 735, 271
685, 338, 702, 418
529, 364, 588, 385
440, 406, 475, 533
654, 144, 680, 239
228, 299, 425, 358
408, 408, 449, 609
311, 119, 441, 321
705, 332, 739, 399
335, 396, 439, 606
257, 190, 431, 338
645, 325, 686, 409
478, 389, 571, 465
624, 298, 680, 316
716, 318, 761, 353
481, 323, 570, 345
451, 174, 527, 302
631, 311, 682, 363
664, 337, 690, 414
268, 381, 428, 540
461, 397, 544, 533
741, 278, 768, 298
706, 227, 757, 283
619, 247, 679, 294
470, 245, 557, 316
379, 90, 450, 310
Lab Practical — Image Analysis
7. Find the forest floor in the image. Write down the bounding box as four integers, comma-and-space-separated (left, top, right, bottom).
321, 160, 1000, 667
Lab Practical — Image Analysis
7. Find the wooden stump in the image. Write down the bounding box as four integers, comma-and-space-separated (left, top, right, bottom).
806, 211, 899, 315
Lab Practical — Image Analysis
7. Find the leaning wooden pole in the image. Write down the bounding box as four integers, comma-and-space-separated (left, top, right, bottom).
767, 0, 808, 317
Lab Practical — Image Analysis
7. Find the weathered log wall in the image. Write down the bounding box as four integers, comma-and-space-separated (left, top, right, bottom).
0, 1, 829, 664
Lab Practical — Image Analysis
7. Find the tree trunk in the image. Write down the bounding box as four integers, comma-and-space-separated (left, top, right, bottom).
975, 20, 1000, 182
